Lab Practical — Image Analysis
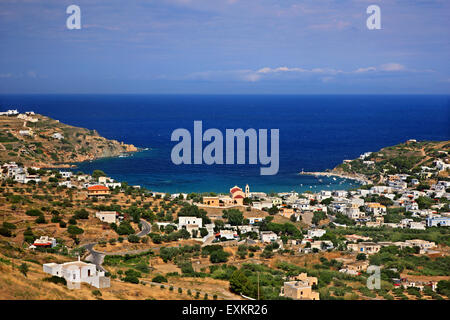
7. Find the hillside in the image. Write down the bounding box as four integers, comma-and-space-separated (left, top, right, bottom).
333, 140, 450, 183
0, 113, 137, 167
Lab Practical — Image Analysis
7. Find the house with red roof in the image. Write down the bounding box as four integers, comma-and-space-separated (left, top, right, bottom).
87, 185, 110, 197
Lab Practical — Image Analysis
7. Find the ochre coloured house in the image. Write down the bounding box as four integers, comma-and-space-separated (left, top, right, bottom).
87, 185, 110, 197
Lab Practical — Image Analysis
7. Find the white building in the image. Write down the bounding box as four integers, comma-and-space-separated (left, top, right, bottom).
260, 231, 278, 243
59, 171, 73, 179
178, 216, 203, 229
43, 258, 110, 289
0, 109, 19, 116
248, 217, 264, 224
52, 132, 64, 140
307, 229, 326, 238
31, 236, 57, 249
426, 217, 450, 227
19, 130, 32, 137
96, 211, 117, 224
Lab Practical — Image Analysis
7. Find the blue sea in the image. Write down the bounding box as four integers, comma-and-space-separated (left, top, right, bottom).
0, 95, 449, 193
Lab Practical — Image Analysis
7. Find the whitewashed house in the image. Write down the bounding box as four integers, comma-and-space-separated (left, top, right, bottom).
260, 231, 278, 243
43, 258, 110, 289
96, 211, 117, 224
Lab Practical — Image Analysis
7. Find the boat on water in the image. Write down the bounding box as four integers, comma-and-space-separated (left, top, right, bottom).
119, 153, 130, 158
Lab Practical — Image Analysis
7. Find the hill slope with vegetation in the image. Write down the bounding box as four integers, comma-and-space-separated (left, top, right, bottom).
333, 140, 450, 183
0, 113, 137, 167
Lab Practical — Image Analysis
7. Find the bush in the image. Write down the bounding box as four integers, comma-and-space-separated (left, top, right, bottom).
152, 275, 168, 283
18, 263, 29, 277
59, 221, 67, 228
2, 222, 16, 230
35, 215, 46, 224
123, 275, 139, 284
128, 234, 140, 243
92, 289, 102, 296
26, 209, 42, 216
356, 253, 367, 261
43, 276, 67, 285
73, 209, 89, 219
210, 250, 230, 263
0, 227, 12, 237
67, 225, 84, 235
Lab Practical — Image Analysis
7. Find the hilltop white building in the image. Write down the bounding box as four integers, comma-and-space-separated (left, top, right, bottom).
43, 258, 110, 289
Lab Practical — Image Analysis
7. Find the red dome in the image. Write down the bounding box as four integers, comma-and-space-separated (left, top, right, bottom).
230, 187, 242, 193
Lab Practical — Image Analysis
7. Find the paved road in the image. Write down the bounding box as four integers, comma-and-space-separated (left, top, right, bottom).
83, 219, 152, 270
83, 242, 106, 272
136, 219, 151, 237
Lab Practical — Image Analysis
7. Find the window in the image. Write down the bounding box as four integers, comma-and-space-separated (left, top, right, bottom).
73, 274, 76, 280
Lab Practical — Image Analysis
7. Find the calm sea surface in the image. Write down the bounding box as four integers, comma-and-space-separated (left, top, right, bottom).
0, 95, 448, 193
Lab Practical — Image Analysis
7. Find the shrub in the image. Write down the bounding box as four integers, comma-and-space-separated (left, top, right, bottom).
123, 276, 139, 284
18, 263, 29, 277
152, 275, 168, 283
92, 289, 102, 296
43, 276, 67, 285
67, 225, 84, 235
26, 209, 42, 216
35, 215, 46, 224
0, 227, 12, 237
127, 234, 140, 243
2, 222, 16, 230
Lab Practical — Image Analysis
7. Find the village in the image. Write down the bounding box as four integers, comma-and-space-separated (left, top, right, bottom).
0, 135, 449, 300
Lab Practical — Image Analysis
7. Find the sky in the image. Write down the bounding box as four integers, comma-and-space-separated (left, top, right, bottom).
0, 0, 449, 94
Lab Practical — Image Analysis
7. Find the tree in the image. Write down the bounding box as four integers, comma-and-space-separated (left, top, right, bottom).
92, 170, 106, 179
199, 228, 208, 237
223, 209, 243, 226
18, 263, 29, 277
35, 215, 46, 224
268, 206, 279, 215
67, 225, 84, 235
73, 209, 89, 219
116, 221, 135, 235
128, 234, 140, 243
0, 227, 12, 237
321, 197, 334, 205
210, 249, 230, 263
356, 253, 367, 261
25, 209, 42, 217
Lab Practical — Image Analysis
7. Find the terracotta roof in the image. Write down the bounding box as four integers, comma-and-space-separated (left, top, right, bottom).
230, 187, 242, 193
88, 185, 109, 191
234, 195, 244, 199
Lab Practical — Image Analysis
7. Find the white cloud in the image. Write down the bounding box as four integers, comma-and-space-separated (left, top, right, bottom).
183, 62, 423, 83
354, 66, 376, 73
380, 63, 406, 72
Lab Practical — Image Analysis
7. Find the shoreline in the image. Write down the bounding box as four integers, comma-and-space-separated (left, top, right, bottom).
42, 148, 145, 169
299, 170, 372, 185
